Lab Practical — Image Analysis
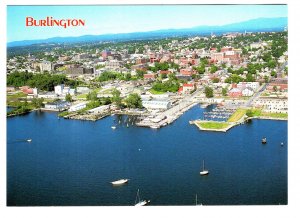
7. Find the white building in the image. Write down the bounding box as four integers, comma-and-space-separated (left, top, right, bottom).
44, 100, 70, 111
142, 100, 171, 110
254, 98, 288, 113
77, 87, 90, 93
69, 102, 87, 112
242, 87, 254, 97
37, 92, 57, 99
237, 82, 260, 91
40, 61, 52, 72
55, 84, 64, 95
33, 87, 38, 96
87, 105, 110, 114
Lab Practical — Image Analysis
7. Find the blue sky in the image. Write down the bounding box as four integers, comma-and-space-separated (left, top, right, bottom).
7, 5, 287, 42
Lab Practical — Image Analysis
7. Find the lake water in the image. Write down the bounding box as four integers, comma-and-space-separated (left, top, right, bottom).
7, 105, 287, 206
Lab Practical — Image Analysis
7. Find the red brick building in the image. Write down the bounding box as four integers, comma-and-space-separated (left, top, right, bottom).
229, 88, 242, 98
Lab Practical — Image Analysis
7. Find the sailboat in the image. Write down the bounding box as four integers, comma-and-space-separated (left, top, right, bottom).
195, 194, 203, 206
134, 189, 150, 206
200, 160, 209, 176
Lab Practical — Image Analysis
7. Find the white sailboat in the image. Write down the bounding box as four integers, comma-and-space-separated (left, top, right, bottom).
200, 160, 209, 176
195, 194, 203, 206
111, 179, 129, 185
111, 126, 116, 129
134, 189, 150, 206
27, 139, 32, 142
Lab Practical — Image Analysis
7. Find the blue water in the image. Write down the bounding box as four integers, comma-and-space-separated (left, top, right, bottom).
7, 106, 287, 206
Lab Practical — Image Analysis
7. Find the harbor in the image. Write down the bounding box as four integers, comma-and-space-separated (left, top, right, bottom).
7, 105, 287, 206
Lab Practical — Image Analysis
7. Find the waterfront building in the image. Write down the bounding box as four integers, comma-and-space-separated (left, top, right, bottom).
254, 97, 288, 114
142, 99, 171, 110
87, 105, 110, 114
37, 92, 57, 99
44, 100, 70, 111
69, 102, 87, 112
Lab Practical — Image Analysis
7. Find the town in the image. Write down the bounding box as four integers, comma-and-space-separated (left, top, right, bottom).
7, 31, 288, 131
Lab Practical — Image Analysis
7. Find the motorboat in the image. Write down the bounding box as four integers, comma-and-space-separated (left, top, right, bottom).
262, 137, 267, 144
27, 139, 32, 142
111, 179, 129, 185
111, 126, 116, 129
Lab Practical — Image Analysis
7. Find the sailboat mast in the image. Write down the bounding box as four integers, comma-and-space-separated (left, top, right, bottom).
203, 160, 205, 171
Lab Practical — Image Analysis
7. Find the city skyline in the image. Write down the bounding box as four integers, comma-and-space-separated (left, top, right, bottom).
7, 5, 287, 42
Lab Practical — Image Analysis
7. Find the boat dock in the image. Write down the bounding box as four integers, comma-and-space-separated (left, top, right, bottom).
136, 101, 197, 129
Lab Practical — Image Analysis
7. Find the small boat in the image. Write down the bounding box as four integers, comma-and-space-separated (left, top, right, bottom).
111, 126, 116, 129
200, 103, 208, 108
200, 160, 209, 176
111, 114, 115, 116
111, 179, 129, 185
134, 189, 150, 206
127, 123, 129, 128
281, 142, 284, 146
27, 139, 32, 142
262, 137, 267, 144
150, 126, 159, 129
195, 194, 203, 206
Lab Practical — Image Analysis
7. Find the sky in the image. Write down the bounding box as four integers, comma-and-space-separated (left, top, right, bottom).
7, 5, 287, 42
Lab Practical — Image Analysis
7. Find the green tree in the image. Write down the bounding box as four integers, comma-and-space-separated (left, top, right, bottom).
210, 65, 218, 74
136, 69, 146, 79
87, 91, 98, 101
264, 75, 269, 83
124, 93, 143, 109
65, 93, 73, 102
271, 71, 277, 77
246, 109, 254, 117
32, 98, 44, 108
204, 86, 214, 98
111, 89, 122, 108
222, 87, 228, 96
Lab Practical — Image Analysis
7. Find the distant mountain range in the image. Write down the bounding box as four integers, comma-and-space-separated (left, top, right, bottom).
7, 17, 287, 47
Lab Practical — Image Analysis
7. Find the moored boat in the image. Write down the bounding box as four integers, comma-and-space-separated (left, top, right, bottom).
262, 137, 267, 144
134, 189, 150, 206
111, 179, 129, 185
200, 160, 209, 176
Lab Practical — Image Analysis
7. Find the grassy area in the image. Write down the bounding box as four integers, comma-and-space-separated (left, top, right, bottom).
76, 93, 88, 99
7, 92, 27, 101
196, 121, 230, 129
261, 112, 288, 119
100, 88, 114, 94
227, 109, 247, 122
246, 108, 287, 119
58, 111, 71, 117
149, 89, 166, 95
